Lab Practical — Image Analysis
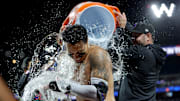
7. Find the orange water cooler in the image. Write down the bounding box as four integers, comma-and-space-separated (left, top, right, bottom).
61, 1, 121, 49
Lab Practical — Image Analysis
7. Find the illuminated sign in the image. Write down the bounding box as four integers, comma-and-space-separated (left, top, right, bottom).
162, 45, 180, 56
151, 3, 175, 18
156, 86, 180, 93
114, 85, 180, 96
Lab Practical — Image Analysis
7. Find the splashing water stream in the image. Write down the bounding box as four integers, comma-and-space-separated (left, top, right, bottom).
20, 28, 127, 100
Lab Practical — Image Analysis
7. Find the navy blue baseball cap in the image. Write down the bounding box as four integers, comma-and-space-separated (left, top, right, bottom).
129, 22, 155, 35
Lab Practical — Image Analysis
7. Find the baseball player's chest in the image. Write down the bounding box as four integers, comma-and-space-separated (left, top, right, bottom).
73, 62, 91, 85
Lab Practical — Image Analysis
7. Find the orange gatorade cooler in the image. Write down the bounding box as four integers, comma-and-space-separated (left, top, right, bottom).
62, 1, 121, 49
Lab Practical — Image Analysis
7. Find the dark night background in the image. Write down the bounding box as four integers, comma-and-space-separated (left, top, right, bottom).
0, 0, 180, 96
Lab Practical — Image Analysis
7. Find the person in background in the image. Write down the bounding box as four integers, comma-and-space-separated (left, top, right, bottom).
17, 57, 31, 95
113, 11, 167, 101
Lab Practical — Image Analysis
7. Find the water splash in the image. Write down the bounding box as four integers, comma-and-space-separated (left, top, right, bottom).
14, 1, 129, 100
107, 30, 127, 81
29, 32, 62, 78
21, 32, 79, 100
21, 71, 73, 101
20, 26, 128, 101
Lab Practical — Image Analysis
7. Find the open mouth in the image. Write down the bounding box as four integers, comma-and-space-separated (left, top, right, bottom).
75, 58, 82, 63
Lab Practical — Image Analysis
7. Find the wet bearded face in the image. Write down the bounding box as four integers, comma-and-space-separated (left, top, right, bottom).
67, 41, 88, 63
132, 33, 148, 46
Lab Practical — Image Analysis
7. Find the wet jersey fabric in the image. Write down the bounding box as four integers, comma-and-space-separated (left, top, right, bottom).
117, 28, 166, 101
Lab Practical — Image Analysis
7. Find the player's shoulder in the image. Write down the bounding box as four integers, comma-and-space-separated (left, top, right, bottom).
88, 45, 110, 62
89, 45, 107, 54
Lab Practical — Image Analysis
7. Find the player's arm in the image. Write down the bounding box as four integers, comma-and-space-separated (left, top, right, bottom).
49, 77, 99, 101
89, 49, 115, 100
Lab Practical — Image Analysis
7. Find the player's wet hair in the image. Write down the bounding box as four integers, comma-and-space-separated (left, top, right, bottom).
62, 25, 88, 45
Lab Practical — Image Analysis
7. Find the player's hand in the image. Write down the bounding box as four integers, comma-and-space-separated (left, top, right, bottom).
55, 76, 71, 94
114, 11, 127, 28
48, 81, 61, 92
